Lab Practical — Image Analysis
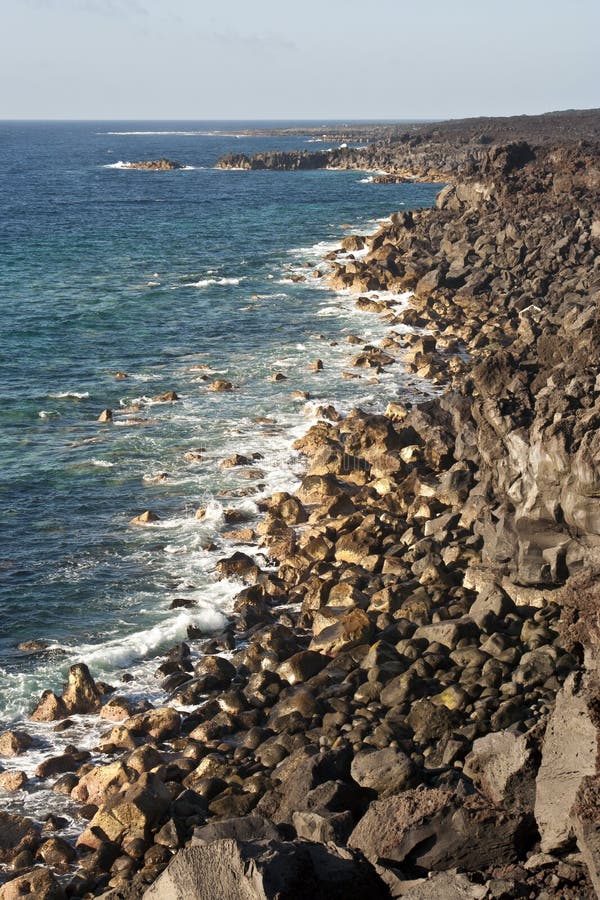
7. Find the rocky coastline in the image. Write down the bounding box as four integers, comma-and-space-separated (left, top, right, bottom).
2, 111, 600, 899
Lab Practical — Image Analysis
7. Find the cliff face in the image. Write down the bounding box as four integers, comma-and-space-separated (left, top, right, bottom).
302, 137, 600, 592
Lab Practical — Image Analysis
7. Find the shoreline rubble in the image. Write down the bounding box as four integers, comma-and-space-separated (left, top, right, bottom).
2, 110, 600, 898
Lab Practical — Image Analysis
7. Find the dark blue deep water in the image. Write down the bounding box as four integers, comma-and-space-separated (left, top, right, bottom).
0, 121, 441, 727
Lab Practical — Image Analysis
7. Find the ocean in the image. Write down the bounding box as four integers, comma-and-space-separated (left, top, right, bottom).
0, 121, 440, 814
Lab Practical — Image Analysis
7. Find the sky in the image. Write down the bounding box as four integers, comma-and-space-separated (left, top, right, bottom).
1, 0, 598, 120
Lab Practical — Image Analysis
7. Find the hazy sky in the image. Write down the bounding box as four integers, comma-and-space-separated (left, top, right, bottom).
1, 0, 598, 120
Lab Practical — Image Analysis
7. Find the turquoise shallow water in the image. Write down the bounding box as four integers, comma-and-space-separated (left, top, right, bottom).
0, 121, 441, 726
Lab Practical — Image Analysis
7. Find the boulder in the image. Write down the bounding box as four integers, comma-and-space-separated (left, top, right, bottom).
397, 871, 488, 900
78, 775, 171, 850
143, 839, 387, 900
30, 690, 68, 722
349, 788, 529, 871
130, 509, 160, 525
0, 811, 39, 863
309, 608, 373, 656
535, 673, 598, 852
191, 815, 279, 845
35, 751, 88, 779
61, 663, 103, 714
463, 730, 538, 809
0, 730, 33, 758
0, 867, 64, 899
0, 770, 27, 792
350, 748, 418, 796
216, 552, 261, 583
278, 651, 329, 685
71, 760, 135, 806
571, 776, 600, 897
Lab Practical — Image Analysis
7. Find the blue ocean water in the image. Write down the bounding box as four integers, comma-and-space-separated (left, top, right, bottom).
0, 121, 441, 728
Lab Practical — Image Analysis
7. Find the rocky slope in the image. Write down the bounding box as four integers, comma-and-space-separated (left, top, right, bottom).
2, 112, 600, 899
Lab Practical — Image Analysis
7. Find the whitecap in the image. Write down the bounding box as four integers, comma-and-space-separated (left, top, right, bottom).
49, 391, 90, 400
38, 410, 59, 419
186, 277, 242, 288
72, 608, 228, 674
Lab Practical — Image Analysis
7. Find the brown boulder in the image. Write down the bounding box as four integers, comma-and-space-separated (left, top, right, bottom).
130, 509, 160, 525
0, 867, 64, 900
309, 608, 373, 656
0, 811, 39, 864
349, 788, 529, 872
0, 770, 27, 792
143, 839, 385, 900
0, 730, 33, 758
30, 690, 68, 722
535, 673, 598, 852
71, 760, 134, 806
62, 663, 103, 715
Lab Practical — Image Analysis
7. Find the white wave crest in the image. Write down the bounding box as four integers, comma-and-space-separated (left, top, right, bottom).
50, 391, 90, 400
187, 277, 242, 288
75, 608, 226, 673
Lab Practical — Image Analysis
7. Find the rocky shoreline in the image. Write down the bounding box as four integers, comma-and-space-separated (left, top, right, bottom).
2, 111, 600, 899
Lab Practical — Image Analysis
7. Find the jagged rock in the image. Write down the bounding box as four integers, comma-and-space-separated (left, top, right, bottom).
61, 663, 103, 714
0, 867, 64, 899
0, 730, 33, 758
0, 771, 26, 792
571, 776, 600, 897
78, 774, 171, 850
30, 690, 68, 722
350, 748, 418, 796
143, 839, 387, 899
397, 870, 488, 899
36, 835, 76, 867
0, 811, 39, 863
278, 651, 329, 684
130, 509, 160, 525
463, 730, 538, 808
468, 584, 517, 632
71, 760, 135, 805
535, 673, 598, 852
216, 552, 261, 582
349, 788, 529, 871
191, 815, 279, 845
309, 608, 373, 656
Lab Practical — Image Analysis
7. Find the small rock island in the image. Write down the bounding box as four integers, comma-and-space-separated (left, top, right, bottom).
124, 157, 186, 170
